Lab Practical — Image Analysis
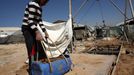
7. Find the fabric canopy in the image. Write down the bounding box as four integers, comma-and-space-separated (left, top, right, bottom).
37, 18, 73, 58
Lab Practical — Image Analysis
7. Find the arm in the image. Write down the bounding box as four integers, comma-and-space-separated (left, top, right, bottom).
28, 2, 48, 40
39, 19, 49, 38
28, 2, 41, 31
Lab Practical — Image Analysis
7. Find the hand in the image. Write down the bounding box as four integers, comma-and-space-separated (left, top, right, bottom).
35, 31, 43, 41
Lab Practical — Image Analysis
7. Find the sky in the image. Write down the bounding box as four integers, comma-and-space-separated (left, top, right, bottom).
0, 0, 133, 27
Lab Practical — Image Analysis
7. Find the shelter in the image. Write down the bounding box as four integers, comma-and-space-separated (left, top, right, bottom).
116, 19, 134, 42
73, 25, 91, 40
95, 26, 123, 39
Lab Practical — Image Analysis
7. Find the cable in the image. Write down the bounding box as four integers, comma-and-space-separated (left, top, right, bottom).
97, 0, 104, 22
97, 0, 106, 26
108, 0, 129, 19
77, 0, 96, 24
73, 0, 89, 19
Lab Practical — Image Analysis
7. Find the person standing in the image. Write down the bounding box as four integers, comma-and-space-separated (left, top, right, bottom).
21, 0, 49, 74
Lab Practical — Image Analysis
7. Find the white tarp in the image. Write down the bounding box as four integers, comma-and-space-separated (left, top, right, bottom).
37, 18, 73, 58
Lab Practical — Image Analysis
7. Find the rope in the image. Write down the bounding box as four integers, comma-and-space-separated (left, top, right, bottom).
42, 39, 53, 58
41, 41, 53, 73
47, 37, 69, 65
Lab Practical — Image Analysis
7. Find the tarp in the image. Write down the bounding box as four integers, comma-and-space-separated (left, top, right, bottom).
37, 18, 73, 58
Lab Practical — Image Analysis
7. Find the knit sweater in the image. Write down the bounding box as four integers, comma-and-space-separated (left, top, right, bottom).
22, 1, 46, 32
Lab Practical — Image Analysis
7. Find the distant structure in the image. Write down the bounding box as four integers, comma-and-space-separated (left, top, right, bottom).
0, 27, 21, 32
73, 25, 92, 41
0, 27, 24, 44
95, 25, 123, 39
116, 19, 134, 42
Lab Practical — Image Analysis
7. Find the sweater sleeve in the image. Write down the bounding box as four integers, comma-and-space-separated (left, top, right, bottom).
39, 19, 46, 32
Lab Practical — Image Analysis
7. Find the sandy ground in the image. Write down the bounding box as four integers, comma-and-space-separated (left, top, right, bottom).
0, 39, 134, 75
115, 54, 134, 75
0, 43, 115, 75
0, 44, 27, 75
114, 44, 134, 75
66, 54, 116, 75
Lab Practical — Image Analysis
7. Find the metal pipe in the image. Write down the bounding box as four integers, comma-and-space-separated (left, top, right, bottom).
124, 0, 129, 43
69, 0, 72, 19
69, 0, 74, 53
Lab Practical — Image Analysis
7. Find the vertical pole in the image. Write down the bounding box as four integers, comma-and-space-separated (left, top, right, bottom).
69, 0, 72, 20
124, 0, 129, 43
69, 0, 74, 53
128, 0, 134, 18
